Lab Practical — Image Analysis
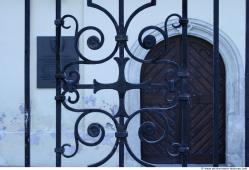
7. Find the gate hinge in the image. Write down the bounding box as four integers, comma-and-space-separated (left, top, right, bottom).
180, 18, 189, 26
55, 95, 65, 102
55, 73, 65, 80
54, 19, 64, 26
54, 147, 65, 154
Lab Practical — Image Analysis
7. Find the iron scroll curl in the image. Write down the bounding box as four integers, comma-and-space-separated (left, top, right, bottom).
124, 13, 182, 63
61, 110, 119, 166
61, 15, 118, 64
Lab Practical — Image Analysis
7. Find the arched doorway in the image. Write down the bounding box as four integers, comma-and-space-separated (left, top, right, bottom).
140, 36, 226, 164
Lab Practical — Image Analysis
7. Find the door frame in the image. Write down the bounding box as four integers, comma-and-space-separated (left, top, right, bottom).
125, 18, 244, 166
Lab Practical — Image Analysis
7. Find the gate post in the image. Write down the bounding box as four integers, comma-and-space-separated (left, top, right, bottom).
245, 0, 249, 166
55, 0, 62, 167
212, 0, 220, 167
24, 0, 31, 167
118, 0, 125, 167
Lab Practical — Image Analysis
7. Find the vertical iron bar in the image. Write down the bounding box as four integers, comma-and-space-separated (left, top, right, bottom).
180, 0, 189, 167
245, 0, 249, 166
24, 0, 31, 167
55, 0, 62, 167
118, 0, 125, 167
212, 0, 219, 167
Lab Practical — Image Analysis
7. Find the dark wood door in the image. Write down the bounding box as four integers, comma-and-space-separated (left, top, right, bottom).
140, 36, 225, 164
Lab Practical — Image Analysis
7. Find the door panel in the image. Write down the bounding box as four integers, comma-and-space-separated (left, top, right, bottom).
140, 36, 225, 164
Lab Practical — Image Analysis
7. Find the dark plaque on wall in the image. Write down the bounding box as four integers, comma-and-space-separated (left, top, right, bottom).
37, 36, 79, 88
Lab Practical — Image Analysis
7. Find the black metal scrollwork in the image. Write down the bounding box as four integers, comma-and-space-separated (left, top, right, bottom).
56, 0, 189, 167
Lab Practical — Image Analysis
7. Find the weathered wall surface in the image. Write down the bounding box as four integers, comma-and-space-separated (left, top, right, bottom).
0, 0, 246, 166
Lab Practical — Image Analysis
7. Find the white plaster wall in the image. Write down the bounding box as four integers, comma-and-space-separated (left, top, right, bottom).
0, 0, 246, 167
0, 0, 25, 166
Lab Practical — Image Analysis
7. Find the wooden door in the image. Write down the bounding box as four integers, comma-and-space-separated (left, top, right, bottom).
140, 36, 225, 164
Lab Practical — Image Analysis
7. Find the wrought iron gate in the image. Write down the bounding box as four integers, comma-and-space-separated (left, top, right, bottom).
18, 0, 249, 167
51, 0, 221, 167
